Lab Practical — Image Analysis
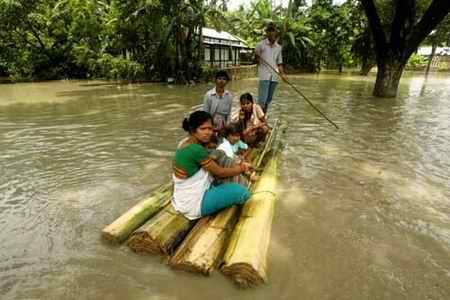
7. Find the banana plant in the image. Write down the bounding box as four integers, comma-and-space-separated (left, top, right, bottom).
225, 0, 314, 64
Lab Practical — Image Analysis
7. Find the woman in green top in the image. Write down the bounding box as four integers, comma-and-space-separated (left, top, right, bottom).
172, 111, 251, 220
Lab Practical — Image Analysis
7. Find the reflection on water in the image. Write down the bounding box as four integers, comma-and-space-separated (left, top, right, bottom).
1, 73, 449, 299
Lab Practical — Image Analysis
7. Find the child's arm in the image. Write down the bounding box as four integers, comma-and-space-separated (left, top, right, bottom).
238, 148, 251, 161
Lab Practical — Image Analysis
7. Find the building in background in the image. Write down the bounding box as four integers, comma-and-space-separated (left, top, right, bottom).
202, 28, 253, 68
418, 46, 450, 71
418, 46, 450, 56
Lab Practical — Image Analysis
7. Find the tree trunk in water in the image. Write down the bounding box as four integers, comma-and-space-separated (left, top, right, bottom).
373, 60, 406, 97
425, 43, 437, 76
197, 25, 204, 63
175, 29, 185, 83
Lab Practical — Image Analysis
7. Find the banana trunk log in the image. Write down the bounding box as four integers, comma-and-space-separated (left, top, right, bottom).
168, 205, 239, 274
127, 204, 195, 256
102, 184, 172, 243
221, 153, 279, 288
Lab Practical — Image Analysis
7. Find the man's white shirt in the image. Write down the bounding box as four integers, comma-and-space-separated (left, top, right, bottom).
255, 38, 283, 82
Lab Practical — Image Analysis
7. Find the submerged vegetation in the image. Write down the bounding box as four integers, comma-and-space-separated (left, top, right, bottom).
1, 0, 449, 96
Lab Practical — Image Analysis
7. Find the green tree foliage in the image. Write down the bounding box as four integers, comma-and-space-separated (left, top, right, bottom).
0, 0, 111, 79
1, 0, 448, 83
304, 0, 356, 71
224, 0, 361, 72
224, 0, 314, 69
407, 53, 427, 69
0, 0, 225, 81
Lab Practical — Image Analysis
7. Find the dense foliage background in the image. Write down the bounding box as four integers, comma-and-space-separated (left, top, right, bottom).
0, 0, 448, 82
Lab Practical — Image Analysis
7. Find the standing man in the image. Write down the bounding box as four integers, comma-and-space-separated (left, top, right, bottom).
255, 22, 286, 113
202, 70, 233, 133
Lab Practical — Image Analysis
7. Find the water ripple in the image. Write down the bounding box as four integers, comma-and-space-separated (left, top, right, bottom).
0, 76, 449, 299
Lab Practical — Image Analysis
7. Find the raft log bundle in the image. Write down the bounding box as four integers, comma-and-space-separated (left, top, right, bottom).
101, 121, 283, 288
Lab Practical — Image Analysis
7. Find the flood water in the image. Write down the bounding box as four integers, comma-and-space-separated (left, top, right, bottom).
1, 73, 449, 300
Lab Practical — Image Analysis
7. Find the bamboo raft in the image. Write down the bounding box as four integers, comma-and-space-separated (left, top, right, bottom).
102, 121, 284, 288
102, 183, 172, 243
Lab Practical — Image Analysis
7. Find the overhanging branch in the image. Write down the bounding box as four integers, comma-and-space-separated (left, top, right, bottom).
24, 20, 47, 51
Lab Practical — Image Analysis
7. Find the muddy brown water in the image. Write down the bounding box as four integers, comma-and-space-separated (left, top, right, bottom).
1, 73, 449, 300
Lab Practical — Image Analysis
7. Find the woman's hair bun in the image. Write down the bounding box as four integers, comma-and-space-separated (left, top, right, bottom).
182, 118, 190, 132
181, 111, 213, 133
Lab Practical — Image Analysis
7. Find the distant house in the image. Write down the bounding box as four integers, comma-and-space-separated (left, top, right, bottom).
417, 46, 450, 71
417, 46, 450, 56
202, 28, 253, 68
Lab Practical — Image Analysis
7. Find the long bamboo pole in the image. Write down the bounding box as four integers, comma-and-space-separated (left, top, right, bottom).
258, 55, 339, 129
102, 183, 172, 243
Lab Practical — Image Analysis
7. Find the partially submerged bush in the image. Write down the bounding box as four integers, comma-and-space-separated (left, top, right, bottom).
406, 53, 428, 70
94, 54, 145, 81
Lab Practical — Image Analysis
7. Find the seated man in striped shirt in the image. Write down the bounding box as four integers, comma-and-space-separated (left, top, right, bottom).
202, 70, 233, 134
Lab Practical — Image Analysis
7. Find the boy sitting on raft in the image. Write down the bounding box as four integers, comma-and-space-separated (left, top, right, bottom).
202, 70, 232, 135
210, 124, 256, 184
217, 124, 250, 160
231, 93, 269, 146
